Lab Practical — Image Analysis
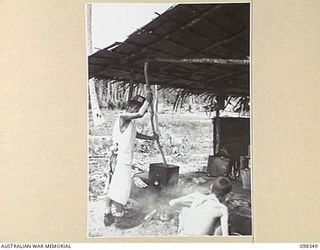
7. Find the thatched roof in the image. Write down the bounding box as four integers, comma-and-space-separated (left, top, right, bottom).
88, 3, 250, 97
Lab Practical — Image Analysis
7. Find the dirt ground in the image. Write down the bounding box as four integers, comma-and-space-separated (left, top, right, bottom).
88, 109, 251, 237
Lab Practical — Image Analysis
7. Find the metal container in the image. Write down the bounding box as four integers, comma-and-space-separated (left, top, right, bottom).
240, 156, 250, 169
207, 156, 230, 177
240, 169, 251, 190
149, 163, 179, 188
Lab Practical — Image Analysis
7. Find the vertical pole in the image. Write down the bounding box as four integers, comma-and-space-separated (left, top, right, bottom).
213, 118, 216, 155
86, 4, 92, 55
215, 108, 221, 154
214, 95, 224, 154
144, 61, 167, 167
87, 4, 105, 125
154, 84, 158, 113
153, 84, 160, 135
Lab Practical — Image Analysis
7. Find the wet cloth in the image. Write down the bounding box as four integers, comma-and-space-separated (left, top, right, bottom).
108, 116, 137, 205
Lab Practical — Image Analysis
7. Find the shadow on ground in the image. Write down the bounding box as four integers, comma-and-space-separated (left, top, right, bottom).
88, 171, 251, 237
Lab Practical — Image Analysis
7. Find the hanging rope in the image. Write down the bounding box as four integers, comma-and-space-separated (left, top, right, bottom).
144, 61, 168, 167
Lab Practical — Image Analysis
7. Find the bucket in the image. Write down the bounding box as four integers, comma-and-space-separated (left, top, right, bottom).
240, 169, 251, 189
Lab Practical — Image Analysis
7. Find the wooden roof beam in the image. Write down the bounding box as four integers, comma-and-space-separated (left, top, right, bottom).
148, 57, 249, 65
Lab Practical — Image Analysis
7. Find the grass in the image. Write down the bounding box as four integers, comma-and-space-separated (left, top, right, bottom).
88, 109, 214, 196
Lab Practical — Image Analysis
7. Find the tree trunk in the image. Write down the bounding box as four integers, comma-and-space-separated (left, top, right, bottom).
162, 89, 166, 104
89, 79, 105, 125
98, 80, 104, 105
114, 82, 118, 102
173, 95, 179, 111
180, 96, 184, 109
107, 81, 112, 103
122, 85, 126, 100
128, 76, 134, 101
87, 4, 105, 125
175, 96, 182, 112
188, 96, 192, 112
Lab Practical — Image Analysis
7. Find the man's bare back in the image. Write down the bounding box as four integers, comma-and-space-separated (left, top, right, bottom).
176, 192, 228, 236
169, 177, 232, 236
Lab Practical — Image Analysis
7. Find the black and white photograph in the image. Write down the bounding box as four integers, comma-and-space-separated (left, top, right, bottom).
87, 2, 251, 237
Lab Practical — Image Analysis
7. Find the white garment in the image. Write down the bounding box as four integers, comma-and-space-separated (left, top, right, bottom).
108, 116, 136, 205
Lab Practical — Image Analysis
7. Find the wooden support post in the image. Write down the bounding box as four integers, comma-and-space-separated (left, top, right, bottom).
213, 118, 216, 155
215, 109, 221, 154
214, 95, 224, 154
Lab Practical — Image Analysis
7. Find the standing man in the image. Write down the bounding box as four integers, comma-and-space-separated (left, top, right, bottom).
104, 94, 158, 227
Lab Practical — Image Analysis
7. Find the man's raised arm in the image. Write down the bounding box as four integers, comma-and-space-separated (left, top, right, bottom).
136, 132, 158, 141
120, 101, 149, 121
169, 192, 202, 207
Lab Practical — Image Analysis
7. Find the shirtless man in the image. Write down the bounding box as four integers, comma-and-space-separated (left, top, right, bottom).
104, 94, 158, 227
169, 177, 232, 236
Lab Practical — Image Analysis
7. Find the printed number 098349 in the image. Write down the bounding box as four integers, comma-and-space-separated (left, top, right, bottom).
300, 244, 318, 248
